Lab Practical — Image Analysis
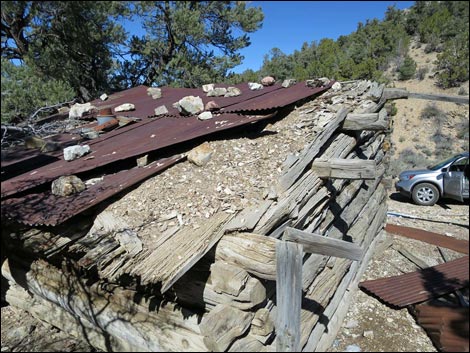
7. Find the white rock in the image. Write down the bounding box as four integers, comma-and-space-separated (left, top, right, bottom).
178, 96, 204, 115
100, 93, 108, 101
332, 81, 342, 91
198, 111, 213, 120
344, 319, 359, 329
154, 105, 169, 116
363, 330, 374, 339
345, 344, 362, 352
207, 87, 227, 97
248, 82, 263, 90
147, 87, 162, 99
187, 142, 213, 166
69, 102, 95, 119
261, 76, 275, 86
282, 79, 296, 88
202, 83, 215, 93
63, 145, 90, 161
114, 103, 135, 112
224, 87, 242, 97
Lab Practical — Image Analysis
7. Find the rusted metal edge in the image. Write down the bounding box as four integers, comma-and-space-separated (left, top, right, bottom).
1, 154, 185, 226
385, 223, 469, 255
359, 256, 469, 308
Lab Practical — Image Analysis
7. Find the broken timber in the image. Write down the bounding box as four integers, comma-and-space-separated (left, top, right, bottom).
383, 88, 469, 104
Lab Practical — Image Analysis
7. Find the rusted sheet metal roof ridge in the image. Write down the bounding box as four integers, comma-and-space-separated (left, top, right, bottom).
1, 154, 184, 226
1, 113, 276, 198
222, 82, 333, 113
414, 304, 469, 352
359, 256, 469, 308
385, 223, 469, 254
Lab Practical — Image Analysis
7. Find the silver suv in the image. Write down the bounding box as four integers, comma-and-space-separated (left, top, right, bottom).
395, 152, 469, 206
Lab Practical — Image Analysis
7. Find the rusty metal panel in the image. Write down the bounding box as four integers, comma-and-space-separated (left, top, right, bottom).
359, 256, 469, 308
414, 304, 469, 352
385, 223, 469, 255
222, 82, 332, 113
1, 154, 184, 226
1, 112, 277, 198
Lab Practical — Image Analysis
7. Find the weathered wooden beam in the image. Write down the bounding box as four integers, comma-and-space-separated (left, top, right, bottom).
283, 227, 363, 261
408, 92, 469, 104
383, 88, 469, 104
342, 108, 389, 130
199, 304, 254, 352
311, 158, 377, 180
276, 241, 303, 352
278, 106, 351, 192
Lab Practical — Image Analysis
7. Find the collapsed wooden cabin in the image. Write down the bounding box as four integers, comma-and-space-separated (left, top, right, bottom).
2, 79, 396, 352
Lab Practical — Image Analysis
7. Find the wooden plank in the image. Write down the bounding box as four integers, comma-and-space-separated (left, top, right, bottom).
200, 304, 254, 352
311, 158, 377, 179
383, 88, 409, 100
283, 227, 363, 261
278, 106, 350, 192
129, 212, 233, 291
408, 92, 469, 104
276, 241, 303, 352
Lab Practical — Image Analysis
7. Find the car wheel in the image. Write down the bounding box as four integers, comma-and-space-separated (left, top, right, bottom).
412, 183, 439, 206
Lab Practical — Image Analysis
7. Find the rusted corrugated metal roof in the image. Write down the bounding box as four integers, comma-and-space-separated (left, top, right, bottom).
385, 223, 469, 255
1, 112, 278, 198
1, 154, 184, 226
413, 304, 469, 352
1, 81, 331, 226
359, 256, 469, 308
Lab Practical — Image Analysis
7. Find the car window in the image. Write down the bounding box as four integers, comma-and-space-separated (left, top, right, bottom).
449, 157, 468, 172
428, 154, 463, 171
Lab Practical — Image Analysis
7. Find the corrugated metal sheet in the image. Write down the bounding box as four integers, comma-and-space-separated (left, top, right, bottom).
385, 223, 469, 255
1, 112, 277, 198
414, 304, 469, 352
1, 154, 184, 226
359, 256, 469, 308
1, 81, 332, 226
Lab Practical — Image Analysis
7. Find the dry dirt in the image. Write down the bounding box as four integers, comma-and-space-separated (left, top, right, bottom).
1, 41, 469, 352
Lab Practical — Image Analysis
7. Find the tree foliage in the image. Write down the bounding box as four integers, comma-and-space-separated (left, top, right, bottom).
1, 1, 127, 101
114, 1, 263, 88
1, 58, 75, 123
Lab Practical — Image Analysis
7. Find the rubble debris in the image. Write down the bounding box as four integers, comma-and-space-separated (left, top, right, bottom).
136, 154, 149, 167
224, 87, 242, 97
306, 77, 331, 88
282, 79, 297, 88
261, 76, 276, 86
147, 87, 162, 99
248, 82, 263, 90
68, 102, 95, 119
154, 105, 169, 116
178, 96, 204, 116
63, 145, 90, 161
202, 84, 215, 93
205, 101, 220, 111
114, 103, 135, 112
207, 87, 227, 97
51, 175, 86, 196
198, 111, 213, 121
187, 141, 213, 166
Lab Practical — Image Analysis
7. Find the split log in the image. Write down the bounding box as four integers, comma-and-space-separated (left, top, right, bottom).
129, 212, 233, 291
342, 108, 389, 131
2, 258, 207, 352
214, 232, 277, 280
199, 304, 254, 352
278, 106, 350, 191
311, 158, 377, 180
276, 241, 303, 352
282, 227, 363, 261
172, 262, 266, 311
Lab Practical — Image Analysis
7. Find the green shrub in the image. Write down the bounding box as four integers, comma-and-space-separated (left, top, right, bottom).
1, 59, 75, 124
398, 55, 417, 80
